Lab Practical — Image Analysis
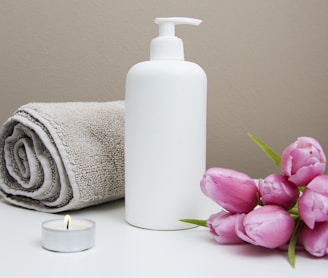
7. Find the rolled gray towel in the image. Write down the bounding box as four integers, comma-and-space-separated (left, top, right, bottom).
0, 101, 124, 212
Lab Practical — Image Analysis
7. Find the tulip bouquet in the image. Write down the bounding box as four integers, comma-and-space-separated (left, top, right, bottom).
181, 134, 328, 268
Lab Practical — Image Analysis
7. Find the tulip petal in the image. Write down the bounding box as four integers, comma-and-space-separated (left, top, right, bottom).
258, 174, 299, 210
298, 175, 328, 229
300, 221, 328, 257
281, 137, 326, 186
235, 205, 295, 249
288, 163, 326, 186
207, 211, 244, 244
200, 167, 259, 213
298, 189, 316, 229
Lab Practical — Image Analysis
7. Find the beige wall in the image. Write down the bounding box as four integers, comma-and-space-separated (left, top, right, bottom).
1, 0, 328, 178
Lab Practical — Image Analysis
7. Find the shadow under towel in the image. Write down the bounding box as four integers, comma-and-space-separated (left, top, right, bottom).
0, 101, 125, 212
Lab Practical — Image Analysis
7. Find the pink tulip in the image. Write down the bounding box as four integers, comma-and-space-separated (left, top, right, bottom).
300, 221, 328, 257
235, 205, 295, 249
207, 211, 244, 244
281, 137, 326, 186
200, 167, 259, 213
298, 175, 328, 229
258, 174, 299, 210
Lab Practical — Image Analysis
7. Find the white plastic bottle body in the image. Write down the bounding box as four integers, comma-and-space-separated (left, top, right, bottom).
125, 60, 207, 230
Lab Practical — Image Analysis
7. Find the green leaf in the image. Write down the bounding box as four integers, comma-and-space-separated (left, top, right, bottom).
288, 217, 302, 268
248, 133, 281, 167
179, 219, 207, 227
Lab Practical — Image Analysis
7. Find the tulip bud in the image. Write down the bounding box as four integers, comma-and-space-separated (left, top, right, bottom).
200, 167, 259, 213
235, 205, 295, 249
281, 137, 326, 186
298, 175, 328, 229
300, 221, 328, 257
207, 211, 244, 244
258, 174, 299, 210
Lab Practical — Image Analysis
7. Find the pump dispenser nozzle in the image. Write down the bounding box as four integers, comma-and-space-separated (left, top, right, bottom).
150, 17, 202, 61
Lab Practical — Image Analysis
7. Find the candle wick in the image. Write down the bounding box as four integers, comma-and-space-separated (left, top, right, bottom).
64, 215, 71, 230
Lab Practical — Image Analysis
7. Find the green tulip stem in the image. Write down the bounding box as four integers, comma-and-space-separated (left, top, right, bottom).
288, 204, 299, 217
288, 217, 302, 268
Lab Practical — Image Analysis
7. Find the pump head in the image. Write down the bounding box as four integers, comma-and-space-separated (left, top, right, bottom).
150, 17, 202, 61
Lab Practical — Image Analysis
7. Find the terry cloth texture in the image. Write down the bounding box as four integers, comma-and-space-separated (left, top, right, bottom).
0, 101, 125, 212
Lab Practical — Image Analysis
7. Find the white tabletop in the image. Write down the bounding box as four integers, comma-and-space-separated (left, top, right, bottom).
0, 196, 326, 278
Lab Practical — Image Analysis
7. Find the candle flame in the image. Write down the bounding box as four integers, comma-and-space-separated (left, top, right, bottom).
64, 215, 71, 230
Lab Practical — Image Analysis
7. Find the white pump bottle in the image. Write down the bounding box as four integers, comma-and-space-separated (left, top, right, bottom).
125, 17, 207, 230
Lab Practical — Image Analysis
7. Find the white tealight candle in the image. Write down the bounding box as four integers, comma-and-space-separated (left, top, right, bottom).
41, 215, 96, 252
